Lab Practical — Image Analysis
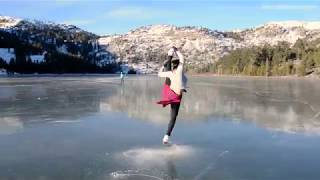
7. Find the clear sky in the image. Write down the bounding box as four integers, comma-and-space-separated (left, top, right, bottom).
0, 0, 319, 35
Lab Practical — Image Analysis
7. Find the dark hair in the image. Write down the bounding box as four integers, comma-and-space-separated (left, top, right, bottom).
172, 60, 179, 70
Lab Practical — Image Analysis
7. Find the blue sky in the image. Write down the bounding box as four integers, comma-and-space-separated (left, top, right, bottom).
0, 0, 319, 35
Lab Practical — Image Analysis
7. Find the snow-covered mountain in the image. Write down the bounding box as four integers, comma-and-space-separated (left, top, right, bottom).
0, 16, 21, 28
0, 16, 116, 69
99, 21, 320, 73
241, 21, 320, 46
0, 15, 94, 36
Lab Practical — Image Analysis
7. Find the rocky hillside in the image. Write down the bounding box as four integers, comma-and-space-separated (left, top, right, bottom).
0, 16, 98, 49
0, 16, 118, 74
99, 22, 320, 73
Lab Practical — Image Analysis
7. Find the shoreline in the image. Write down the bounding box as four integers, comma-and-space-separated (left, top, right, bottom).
188, 72, 320, 80
0, 72, 319, 80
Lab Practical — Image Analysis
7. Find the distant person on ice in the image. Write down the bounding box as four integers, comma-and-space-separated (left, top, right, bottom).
120, 71, 124, 85
157, 47, 187, 144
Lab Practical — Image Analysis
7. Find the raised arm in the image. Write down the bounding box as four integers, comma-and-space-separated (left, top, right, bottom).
158, 66, 173, 78
176, 51, 184, 64
158, 48, 176, 78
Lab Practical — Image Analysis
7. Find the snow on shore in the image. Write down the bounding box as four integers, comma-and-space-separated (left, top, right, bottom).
0, 48, 15, 63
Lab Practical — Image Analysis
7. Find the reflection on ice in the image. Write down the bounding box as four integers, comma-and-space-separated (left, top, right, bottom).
48, 120, 83, 124
0, 117, 23, 135
102, 77, 320, 135
1, 76, 320, 135
0, 77, 114, 127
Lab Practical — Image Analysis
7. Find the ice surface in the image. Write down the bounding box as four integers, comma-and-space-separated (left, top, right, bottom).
0, 76, 320, 180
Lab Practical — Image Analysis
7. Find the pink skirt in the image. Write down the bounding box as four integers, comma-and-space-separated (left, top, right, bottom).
156, 84, 182, 107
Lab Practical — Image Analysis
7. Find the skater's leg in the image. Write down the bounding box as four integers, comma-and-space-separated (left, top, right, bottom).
166, 103, 180, 136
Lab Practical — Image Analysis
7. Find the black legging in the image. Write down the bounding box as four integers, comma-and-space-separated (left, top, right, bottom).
166, 103, 180, 136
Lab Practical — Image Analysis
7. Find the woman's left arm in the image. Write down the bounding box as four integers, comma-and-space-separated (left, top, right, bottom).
176, 51, 184, 64
176, 51, 185, 73
158, 66, 173, 78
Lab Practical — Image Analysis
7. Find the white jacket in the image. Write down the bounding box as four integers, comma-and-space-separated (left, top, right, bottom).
158, 51, 187, 95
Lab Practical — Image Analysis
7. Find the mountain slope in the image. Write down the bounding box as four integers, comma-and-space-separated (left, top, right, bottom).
0, 16, 118, 73
98, 21, 320, 73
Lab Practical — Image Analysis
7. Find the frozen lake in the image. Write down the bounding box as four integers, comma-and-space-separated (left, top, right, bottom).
1, 76, 320, 180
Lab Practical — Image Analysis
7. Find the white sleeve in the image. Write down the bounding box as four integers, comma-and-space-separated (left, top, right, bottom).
176, 51, 184, 64
167, 48, 175, 56
158, 67, 173, 78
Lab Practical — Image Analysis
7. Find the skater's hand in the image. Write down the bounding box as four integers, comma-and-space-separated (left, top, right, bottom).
172, 46, 178, 52
167, 48, 175, 56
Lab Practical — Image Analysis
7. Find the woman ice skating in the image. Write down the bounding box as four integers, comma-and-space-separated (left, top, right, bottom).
157, 47, 187, 144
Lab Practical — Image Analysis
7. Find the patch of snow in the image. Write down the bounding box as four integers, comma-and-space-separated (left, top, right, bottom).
0, 16, 21, 29
132, 62, 158, 74
265, 21, 320, 30
0, 68, 7, 75
98, 58, 115, 66
98, 36, 117, 45
0, 48, 15, 63
120, 64, 130, 73
29, 55, 44, 63
232, 29, 243, 33
96, 51, 112, 57
95, 50, 116, 67
56, 45, 68, 54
